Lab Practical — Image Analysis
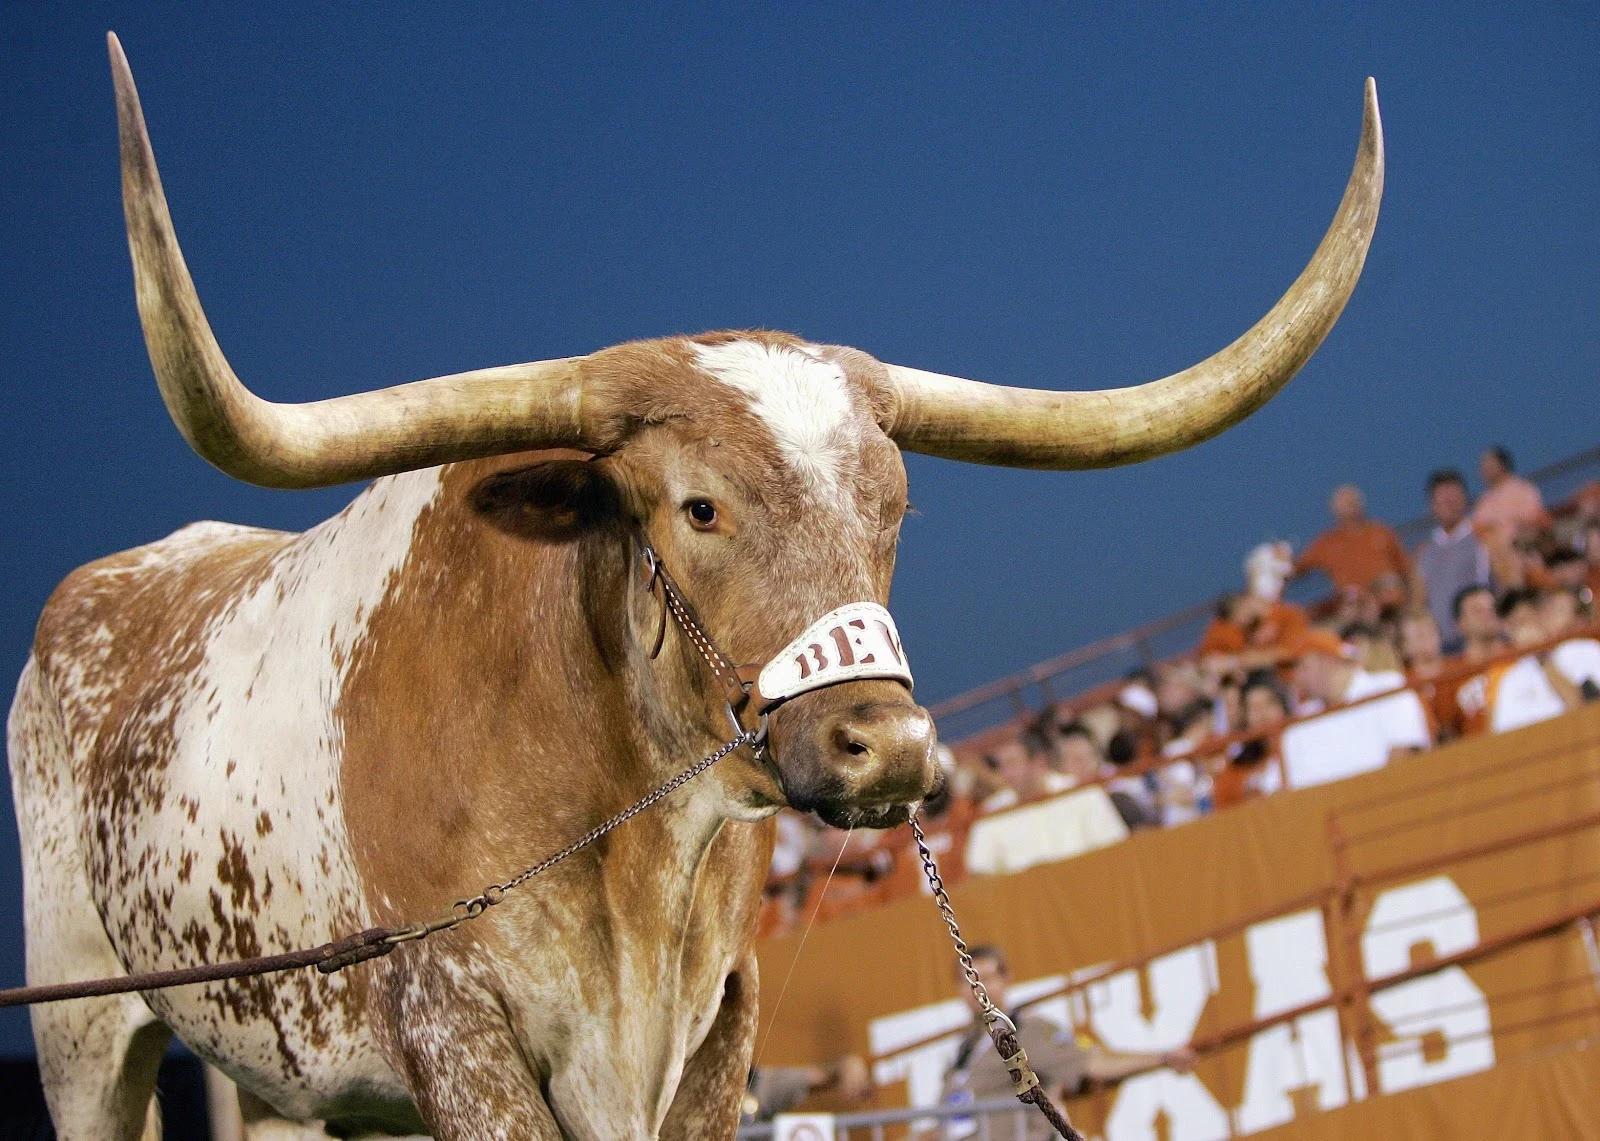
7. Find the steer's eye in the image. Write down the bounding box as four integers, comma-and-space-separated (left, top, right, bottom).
686, 499, 718, 530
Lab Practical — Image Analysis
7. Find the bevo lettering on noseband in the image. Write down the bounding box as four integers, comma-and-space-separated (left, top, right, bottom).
758, 603, 913, 704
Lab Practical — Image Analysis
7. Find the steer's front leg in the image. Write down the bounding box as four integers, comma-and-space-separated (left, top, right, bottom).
374, 955, 566, 1141
660, 950, 762, 1141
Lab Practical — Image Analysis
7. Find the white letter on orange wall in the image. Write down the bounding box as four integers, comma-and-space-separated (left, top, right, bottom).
1361, 876, 1494, 1093
1234, 910, 1348, 1133
1092, 943, 1229, 1141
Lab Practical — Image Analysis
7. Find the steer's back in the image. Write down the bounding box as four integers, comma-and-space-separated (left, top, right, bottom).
12, 514, 413, 1117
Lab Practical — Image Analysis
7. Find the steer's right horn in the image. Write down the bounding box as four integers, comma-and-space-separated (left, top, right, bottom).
111, 33, 596, 490
879, 79, 1385, 471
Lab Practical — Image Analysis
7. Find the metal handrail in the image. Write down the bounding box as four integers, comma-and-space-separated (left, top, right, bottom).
737, 1095, 1032, 1139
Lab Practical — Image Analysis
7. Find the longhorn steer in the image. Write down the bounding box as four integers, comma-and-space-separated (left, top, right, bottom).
7, 35, 1383, 1141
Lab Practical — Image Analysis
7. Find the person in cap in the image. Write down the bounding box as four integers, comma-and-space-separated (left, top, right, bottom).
1280, 628, 1431, 788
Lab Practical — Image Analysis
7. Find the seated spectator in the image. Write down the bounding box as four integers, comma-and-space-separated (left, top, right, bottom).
1543, 547, 1593, 600
1281, 629, 1431, 788
940, 944, 1192, 1140
1415, 469, 1491, 653
1487, 588, 1600, 733
1400, 608, 1446, 681
1157, 699, 1216, 826
1104, 729, 1162, 830
1246, 540, 1295, 600
1340, 620, 1404, 674
1154, 661, 1206, 741
1114, 670, 1163, 756
1330, 585, 1384, 632
981, 730, 1072, 811
1541, 584, 1594, 640
1294, 484, 1413, 604
1214, 672, 1290, 809
965, 732, 1128, 875
1198, 591, 1311, 674
1435, 584, 1509, 739
1542, 589, 1600, 702
1399, 608, 1449, 739
1215, 671, 1245, 735
1047, 719, 1109, 786
1473, 445, 1545, 545
798, 825, 893, 925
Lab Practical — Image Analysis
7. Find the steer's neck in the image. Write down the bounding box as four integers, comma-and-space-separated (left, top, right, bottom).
334, 463, 743, 933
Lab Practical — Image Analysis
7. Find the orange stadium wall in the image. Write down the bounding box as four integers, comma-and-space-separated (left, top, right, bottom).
754, 703, 1600, 1138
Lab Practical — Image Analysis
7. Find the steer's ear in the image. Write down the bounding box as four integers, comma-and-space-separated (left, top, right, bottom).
469, 459, 621, 542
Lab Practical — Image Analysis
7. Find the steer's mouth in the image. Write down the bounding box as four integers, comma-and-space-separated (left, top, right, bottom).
801, 794, 927, 832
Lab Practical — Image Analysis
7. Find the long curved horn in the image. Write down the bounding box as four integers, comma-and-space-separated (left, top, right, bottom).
110, 33, 594, 490
881, 79, 1384, 470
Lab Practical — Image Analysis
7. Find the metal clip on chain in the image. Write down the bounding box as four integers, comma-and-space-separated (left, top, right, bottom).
910, 814, 1087, 1141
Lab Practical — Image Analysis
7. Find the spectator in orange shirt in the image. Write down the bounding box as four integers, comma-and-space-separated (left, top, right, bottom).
1399, 608, 1449, 741
1197, 591, 1310, 673
1294, 484, 1413, 603
1473, 445, 1544, 544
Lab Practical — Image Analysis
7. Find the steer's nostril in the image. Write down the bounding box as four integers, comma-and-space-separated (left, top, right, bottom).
833, 723, 876, 760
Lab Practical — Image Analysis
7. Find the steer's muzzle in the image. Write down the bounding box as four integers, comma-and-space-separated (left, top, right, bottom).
767, 679, 939, 829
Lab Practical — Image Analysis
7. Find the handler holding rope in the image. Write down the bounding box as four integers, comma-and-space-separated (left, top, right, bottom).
940, 945, 1194, 1139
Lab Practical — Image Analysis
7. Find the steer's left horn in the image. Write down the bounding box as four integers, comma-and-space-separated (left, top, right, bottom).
880, 79, 1384, 470
111, 32, 596, 489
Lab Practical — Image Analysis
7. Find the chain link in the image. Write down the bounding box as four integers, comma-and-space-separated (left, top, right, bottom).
910, 813, 1009, 1029
385, 728, 760, 946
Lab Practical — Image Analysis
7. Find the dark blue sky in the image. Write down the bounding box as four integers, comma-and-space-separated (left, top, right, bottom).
1, 4, 1595, 1051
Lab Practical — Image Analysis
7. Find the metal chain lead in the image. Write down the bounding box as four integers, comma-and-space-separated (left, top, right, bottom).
910, 813, 1008, 1028
383, 546, 764, 948
385, 729, 760, 947
911, 811, 1084, 1141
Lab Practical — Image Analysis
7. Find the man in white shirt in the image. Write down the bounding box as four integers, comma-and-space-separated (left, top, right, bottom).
1282, 629, 1432, 789
965, 730, 1129, 875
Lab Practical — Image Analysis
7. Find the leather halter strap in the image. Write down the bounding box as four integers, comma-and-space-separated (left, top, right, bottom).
639, 545, 752, 713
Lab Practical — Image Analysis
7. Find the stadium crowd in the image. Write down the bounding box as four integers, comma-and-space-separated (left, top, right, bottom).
755, 447, 1600, 942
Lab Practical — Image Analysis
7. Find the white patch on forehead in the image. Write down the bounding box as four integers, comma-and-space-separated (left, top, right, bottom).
689, 340, 857, 497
